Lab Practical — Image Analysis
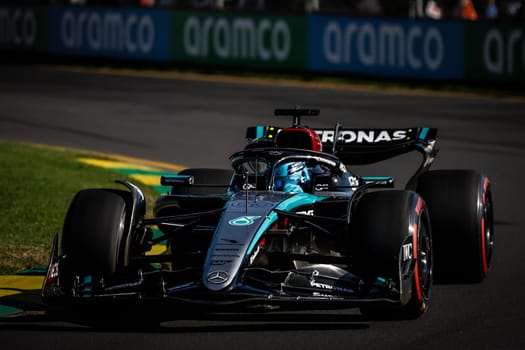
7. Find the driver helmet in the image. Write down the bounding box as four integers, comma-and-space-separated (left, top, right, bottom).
274, 162, 311, 193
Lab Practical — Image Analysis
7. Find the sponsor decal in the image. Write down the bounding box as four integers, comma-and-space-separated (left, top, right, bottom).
182, 15, 291, 61
310, 270, 333, 290
211, 259, 233, 266
464, 23, 524, 82
314, 183, 329, 191
316, 129, 408, 143
349, 176, 360, 187
249, 244, 262, 265
171, 12, 307, 69
321, 21, 444, 71
50, 6, 169, 61
242, 183, 257, 190
59, 10, 155, 53
402, 243, 413, 261
230, 201, 274, 208
296, 209, 314, 216
228, 215, 262, 226
207, 271, 229, 284
0, 8, 37, 47
310, 279, 333, 290
483, 28, 523, 75
308, 270, 354, 294
309, 16, 463, 79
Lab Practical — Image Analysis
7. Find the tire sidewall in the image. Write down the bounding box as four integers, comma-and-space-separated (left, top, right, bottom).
59, 189, 131, 292
416, 170, 493, 283
352, 190, 432, 318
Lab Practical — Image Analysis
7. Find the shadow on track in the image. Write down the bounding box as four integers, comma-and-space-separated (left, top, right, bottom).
0, 300, 376, 332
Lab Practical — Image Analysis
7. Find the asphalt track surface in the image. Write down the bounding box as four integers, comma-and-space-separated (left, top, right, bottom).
1, 65, 525, 349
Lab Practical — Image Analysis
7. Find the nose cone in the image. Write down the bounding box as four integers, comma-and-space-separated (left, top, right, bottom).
202, 215, 264, 292
202, 194, 285, 292
205, 270, 231, 291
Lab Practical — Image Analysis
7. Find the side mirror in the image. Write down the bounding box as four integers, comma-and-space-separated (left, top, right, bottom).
160, 175, 194, 186
360, 176, 395, 188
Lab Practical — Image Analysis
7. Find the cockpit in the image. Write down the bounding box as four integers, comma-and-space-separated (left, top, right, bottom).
229, 149, 354, 195
231, 118, 355, 195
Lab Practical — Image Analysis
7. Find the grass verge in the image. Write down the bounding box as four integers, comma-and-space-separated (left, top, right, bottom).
0, 141, 160, 274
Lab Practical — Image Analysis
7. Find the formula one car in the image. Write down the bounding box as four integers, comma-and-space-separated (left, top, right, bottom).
42, 108, 494, 319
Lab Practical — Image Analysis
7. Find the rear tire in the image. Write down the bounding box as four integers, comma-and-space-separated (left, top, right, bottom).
352, 190, 432, 319
416, 170, 494, 283
59, 189, 131, 293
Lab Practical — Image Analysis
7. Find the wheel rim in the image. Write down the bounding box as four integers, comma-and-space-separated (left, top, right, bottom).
417, 217, 432, 300
115, 206, 128, 269
481, 190, 494, 274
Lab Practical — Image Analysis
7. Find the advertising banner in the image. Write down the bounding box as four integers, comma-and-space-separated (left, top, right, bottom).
49, 5, 170, 61
170, 11, 307, 70
0, 5, 48, 52
308, 15, 464, 80
465, 22, 525, 83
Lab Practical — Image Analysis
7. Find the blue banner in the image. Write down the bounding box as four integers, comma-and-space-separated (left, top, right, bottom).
308, 15, 464, 80
49, 5, 169, 61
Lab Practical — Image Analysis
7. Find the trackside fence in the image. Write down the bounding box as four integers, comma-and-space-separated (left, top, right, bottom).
0, 4, 523, 84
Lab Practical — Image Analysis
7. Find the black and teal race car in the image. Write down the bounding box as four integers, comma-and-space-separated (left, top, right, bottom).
42, 108, 494, 319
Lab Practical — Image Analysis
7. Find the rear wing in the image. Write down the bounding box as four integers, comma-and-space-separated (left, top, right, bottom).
315, 127, 437, 165
246, 126, 437, 165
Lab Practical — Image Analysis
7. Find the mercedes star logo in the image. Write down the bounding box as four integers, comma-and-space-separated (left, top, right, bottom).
207, 271, 229, 284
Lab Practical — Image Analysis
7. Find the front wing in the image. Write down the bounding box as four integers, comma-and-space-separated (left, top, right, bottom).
42, 234, 404, 309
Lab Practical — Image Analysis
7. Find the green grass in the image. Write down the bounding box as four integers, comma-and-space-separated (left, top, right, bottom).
0, 141, 159, 274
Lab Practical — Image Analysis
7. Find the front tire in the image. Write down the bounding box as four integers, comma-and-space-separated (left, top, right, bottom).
59, 189, 131, 294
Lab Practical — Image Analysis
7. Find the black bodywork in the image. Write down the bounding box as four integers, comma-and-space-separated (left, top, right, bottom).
42, 108, 493, 319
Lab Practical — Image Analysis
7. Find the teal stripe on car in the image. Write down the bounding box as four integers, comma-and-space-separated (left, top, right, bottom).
256, 126, 264, 139
361, 176, 392, 181
418, 128, 429, 140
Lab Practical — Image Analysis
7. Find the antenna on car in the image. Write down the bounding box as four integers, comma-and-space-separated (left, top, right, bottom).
243, 171, 249, 214
274, 105, 320, 127
332, 122, 342, 155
